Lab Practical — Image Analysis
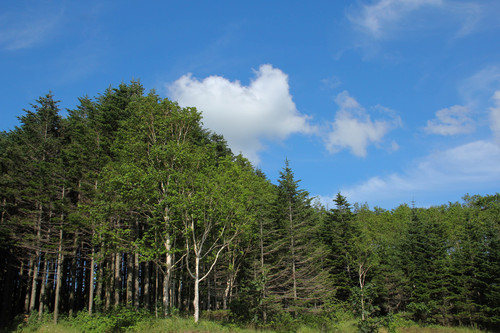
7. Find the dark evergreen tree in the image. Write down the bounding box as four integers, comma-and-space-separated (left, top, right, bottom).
401, 206, 451, 324
466, 194, 500, 329
320, 192, 358, 303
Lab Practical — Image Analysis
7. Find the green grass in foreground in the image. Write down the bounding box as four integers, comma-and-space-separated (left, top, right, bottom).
5, 310, 488, 333
9, 319, 488, 333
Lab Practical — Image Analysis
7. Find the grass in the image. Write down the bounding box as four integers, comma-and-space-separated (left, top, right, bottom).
11, 320, 486, 333
130, 316, 269, 333
8, 313, 272, 333
394, 327, 486, 333
4, 311, 489, 333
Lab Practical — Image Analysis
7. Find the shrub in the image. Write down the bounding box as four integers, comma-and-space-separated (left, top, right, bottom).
201, 309, 232, 322
68, 307, 150, 333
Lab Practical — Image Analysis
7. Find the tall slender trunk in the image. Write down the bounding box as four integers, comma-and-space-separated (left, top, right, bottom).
96, 242, 105, 312
163, 235, 172, 316
38, 256, 48, 320
162, 205, 173, 316
88, 245, 95, 315
154, 262, 159, 318
0, 197, 5, 224
134, 252, 140, 309
144, 261, 150, 310
177, 262, 182, 312
114, 252, 121, 307
29, 203, 43, 313
207, 274, 211, 311
104, 257, 111, 311
69, 236, 78, 317
170, 253, 176, 310
127, 253, 133, 306
223, 276, 230, 310
53, 228, 64, 323
358, 263, 369, 321
54, 186, 65, 324
24, 259, 33, 313
81, 241, 89, 311
193, 255, 200, 323
101, 256, 111, 311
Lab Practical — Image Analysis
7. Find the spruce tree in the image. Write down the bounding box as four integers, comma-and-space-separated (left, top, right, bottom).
264, 160, 331, 318
321, 192, 358, 303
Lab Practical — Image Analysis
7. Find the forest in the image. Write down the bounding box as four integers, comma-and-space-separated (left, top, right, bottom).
0, 81, 499, 332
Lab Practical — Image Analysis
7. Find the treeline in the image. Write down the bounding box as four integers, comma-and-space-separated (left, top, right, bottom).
0, 81, 499, 331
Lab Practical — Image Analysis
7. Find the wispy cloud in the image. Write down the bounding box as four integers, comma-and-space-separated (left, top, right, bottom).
490, 91, 500, 145
454, 66, 500, 137
459, 66, 500, 105
325, 91, 401, 157
339, 140, 500, 207
347, 0, 482, 40
167, 65, 314, 164
348, 0, 443, 38
0, 5, 64, 50
424, 105, 475, 135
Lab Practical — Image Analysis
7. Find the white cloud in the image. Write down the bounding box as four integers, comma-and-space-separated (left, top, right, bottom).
348, 0, 444, 38
424, 105, 475, 135
491, 91, 500, 144
459, 66, 500, 106
167, 64, 314, 164
325, 91, 401, 157
339, 140, 500, 207
321, 76, 342, 90
348, 0, 482, 39
0, 5, 63, 50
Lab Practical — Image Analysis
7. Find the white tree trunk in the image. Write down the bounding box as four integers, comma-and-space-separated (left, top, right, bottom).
163, 234, 172, 316
193, 255, 200, 323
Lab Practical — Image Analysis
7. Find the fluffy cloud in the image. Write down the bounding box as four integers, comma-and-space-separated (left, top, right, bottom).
168, 65, 314, 164
325, 91, 401, 157
424, 105, 475, 135
339, 140, 500, 207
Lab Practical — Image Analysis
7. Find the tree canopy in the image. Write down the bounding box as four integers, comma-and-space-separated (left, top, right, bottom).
0, 82, 499, 332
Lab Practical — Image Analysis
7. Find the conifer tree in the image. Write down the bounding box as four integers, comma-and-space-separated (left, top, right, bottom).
264, 160, 331, 318
401, 206, 451, 324
10, 93, 65, 318
321, 193, 358, 303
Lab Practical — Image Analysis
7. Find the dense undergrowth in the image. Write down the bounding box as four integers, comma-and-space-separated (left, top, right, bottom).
2, 308, 488, 333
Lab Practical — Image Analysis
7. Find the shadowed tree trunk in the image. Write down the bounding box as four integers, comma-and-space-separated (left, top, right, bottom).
54, 228, 64, 323
114, 252, 121, 307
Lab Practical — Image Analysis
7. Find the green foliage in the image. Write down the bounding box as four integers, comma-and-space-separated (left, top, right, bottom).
2, 82, 500, 333
201, 309, 232, 322
356, 317, 383, 333
320, 193, 358, 302
350, 283, 379, 319
67, 307, 150, 333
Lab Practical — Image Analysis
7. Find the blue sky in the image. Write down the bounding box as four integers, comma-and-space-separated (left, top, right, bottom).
1, 0, 500, 209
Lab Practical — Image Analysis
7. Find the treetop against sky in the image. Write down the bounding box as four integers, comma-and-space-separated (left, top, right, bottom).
1, 0, 500, 209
